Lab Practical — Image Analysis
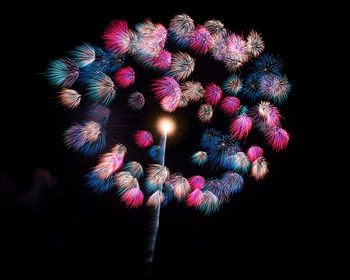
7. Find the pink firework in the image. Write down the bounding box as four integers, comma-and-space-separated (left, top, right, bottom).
265, 127, 289, 152
247, 145, 264, 162
229, 114, 253, 141
152, 76, 181, 100
186, 189, 204, 207
188, 175, 205, 190
113, 66, 135, 88
226, 33, 249, 64
134, 130, 154, 148
152, 50, 172, 70
121, 188, 144, 208
152, 76, 181, 112
266, 106, 281, 126
219, 96, 240, 115
189, 25, 213, 55
204, 83, 222, 106
102, 20, 130, 54
159, 95, 181, 112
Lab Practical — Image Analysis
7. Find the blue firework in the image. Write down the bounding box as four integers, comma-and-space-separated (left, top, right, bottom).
220, 172, 244, 194
206, 134, 242, 171
200, 128, 222, 150
93, 47, 125, 74
149, 145, 161, 162
162, 180, 174, 206
241, 73, 263, 101
251, 53, 283, 76
204, 178, 231, 203
79, 129, 107, 156
85, 172, 114, 194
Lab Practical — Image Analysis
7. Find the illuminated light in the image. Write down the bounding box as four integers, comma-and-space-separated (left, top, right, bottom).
159, 118, 175, 134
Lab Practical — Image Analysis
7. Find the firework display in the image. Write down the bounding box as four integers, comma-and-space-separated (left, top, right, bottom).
45, 14, 292, 269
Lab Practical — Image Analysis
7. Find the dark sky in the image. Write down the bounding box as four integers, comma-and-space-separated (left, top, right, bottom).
1, 4, 310, 280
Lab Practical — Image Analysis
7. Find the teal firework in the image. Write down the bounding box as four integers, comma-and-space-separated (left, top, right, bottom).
85, 73, 117, 106
123, 161, 144, 179
222, 74, 242, 95
191, 151, 208, 166
252, 53, 283, 76
46, 57, 79, 88
200, 128, 222, 150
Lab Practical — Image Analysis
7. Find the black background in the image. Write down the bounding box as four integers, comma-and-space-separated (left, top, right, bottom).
1, 3, 311, 280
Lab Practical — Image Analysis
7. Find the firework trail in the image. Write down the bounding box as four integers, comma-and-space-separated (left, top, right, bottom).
145, 130, 167, 268
45, 14, 292, 274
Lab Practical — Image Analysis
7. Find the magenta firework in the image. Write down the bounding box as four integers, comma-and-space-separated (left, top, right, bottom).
45, 14, 292, 268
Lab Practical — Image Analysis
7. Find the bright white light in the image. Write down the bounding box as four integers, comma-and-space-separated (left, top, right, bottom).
159, 118, 175, 134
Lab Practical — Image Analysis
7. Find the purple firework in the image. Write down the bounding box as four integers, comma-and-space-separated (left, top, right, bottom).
128, 92, 145, 110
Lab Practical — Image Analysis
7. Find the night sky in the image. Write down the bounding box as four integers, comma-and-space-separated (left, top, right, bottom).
1, 4, 310, 280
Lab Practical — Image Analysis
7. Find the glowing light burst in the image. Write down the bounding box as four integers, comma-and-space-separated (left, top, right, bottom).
46, 14, 292, 272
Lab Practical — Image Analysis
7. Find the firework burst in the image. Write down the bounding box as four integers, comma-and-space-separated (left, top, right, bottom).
70, 43, 96, 67
191, 151, 208, 166
199, 190, 220, 215
169, 52, 195, 81
198, 104, 214, 123
168, 14, 195, 47
222, 74, 242, 95
134, 130, 154, 148
113, 66, 135, 88
204, 83, 222, 106
46, 57, 79, 88
189, 25, 213, 55
219, 96, 240, 116
229, 114, 253, 141
251, 157, 268, 180
180, 81, 205, 102
128, 92, 145, 110
58, 89, 81, 109
46, 14, 293, 271
246, 30, 265, 57
102, 19, 131, 54
265, 127, 289, 152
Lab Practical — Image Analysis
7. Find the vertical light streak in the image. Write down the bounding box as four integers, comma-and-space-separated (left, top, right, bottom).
146, 131, 167, 273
